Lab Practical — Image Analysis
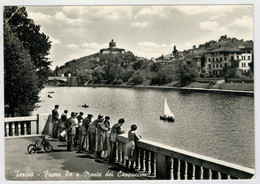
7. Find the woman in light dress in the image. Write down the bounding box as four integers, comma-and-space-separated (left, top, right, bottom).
125, 124, 141, 170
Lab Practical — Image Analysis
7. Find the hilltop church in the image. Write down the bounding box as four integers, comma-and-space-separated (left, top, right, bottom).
100, 39, 126, 54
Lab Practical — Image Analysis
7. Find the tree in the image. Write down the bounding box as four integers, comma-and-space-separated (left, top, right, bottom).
222, 66, 238, 80
248, 60, 254, 73
133, 60, 143, 70
131, 74, 144, 85
150, 62, 161, 72
178, 61, 198, 85
4, 6, 52, 90
4, 24, 40, 116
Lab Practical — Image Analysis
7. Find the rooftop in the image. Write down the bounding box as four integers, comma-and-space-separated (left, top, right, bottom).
209, 47, 242, 53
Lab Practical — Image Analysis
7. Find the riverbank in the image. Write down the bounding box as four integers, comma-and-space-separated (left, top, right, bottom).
83, 82, 254, 96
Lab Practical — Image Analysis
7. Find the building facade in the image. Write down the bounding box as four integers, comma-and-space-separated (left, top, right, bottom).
100, 39, 126, 54
205, 47, 252, 77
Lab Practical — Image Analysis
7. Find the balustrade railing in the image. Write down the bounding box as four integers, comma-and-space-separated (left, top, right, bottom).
4, 115, 39, 137
116, 134, 254, 180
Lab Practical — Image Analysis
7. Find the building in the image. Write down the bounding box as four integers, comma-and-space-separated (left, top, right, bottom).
205, 47, 253, 77
100, 39, 126, 54
192, 56, 203, 75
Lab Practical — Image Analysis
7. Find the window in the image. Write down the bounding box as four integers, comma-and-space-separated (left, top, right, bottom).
231, 56, 234, 60
225, 63, 227, 67
216, 64, 218, 68
208, 64, 211, 68
208, 58, 211, 62
216, 58, 219, 61
220, 64, 222, 68
220, 57, 222, 61
213, 64, 215, 68
212, 58, 215, 62
248, 56, 250, 60
224, 57, 227, 61
237, 56, 239, 60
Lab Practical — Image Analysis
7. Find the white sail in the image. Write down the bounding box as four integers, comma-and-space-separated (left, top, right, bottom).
164, 99, 175, 117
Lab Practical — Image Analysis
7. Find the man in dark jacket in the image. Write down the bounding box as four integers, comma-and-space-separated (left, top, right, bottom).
52, 105, 59, 138
58, 110, 68, 141
109, 118, 125, 164
66, 112, 77, 151
78, 114, 93, 153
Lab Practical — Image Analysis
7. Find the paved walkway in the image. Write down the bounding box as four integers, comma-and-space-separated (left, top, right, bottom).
5, 136, 150, 181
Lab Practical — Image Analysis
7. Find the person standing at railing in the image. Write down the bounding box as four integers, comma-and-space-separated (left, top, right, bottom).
66, 112, 77, 151
75, 112, 84, 147
58, 110, 68, 141
52, 105, 60, 138
78, 114, 93, 153
88, 114, 104, 154
103, 116, 111, 158
96, 117, 110, 159
109, 118, 125, 164
125, 124, 141, 171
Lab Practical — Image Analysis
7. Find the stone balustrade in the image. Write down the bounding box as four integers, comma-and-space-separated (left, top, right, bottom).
116, 134, 254, 180
4, 113, 50, 137
4, 114, 255, 180
5, 116, 38, 137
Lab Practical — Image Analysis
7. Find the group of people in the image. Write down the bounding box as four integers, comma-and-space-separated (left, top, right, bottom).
51, 105, 141, 167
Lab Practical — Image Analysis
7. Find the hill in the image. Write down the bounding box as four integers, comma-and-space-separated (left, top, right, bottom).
54, 50, 181, 86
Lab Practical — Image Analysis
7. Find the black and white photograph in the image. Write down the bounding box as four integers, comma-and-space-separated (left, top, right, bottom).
1, 1, 259, 183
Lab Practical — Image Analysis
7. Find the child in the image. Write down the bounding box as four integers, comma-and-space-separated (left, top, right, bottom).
124, 124, 141, 170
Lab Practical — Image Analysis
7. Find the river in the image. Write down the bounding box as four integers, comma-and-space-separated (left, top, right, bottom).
33, 86, 254, 168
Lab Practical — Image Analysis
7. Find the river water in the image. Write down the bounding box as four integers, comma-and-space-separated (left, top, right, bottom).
33, 86, 254, 168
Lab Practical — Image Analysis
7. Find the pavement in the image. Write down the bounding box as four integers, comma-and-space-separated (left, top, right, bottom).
5, 136, 151, 181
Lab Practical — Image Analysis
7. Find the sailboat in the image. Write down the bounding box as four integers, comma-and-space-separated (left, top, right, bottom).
160, 99, 175, 122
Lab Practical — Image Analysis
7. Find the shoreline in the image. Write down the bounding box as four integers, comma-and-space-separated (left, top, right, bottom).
52, 84, 254, 96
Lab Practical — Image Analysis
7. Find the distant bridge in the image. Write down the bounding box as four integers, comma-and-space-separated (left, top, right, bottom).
48, 76, 67, 82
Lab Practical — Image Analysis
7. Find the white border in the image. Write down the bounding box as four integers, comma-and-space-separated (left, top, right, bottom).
0, 0, 259, 184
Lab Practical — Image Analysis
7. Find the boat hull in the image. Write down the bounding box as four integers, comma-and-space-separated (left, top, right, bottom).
160, 116, 175, 122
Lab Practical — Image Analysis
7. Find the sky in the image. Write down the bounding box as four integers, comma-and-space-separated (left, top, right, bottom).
25, 5, 253, 69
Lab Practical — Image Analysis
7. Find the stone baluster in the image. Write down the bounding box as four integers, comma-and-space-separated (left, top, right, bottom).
140, 149, 145, 171
180, 160, 188, 179
218, 172, 221, 179
145, 150, 151, 174
5, 123, 8, 137
187, 163, 195, 180
150, 152, 156, 177
17, 122, 21, 136
24, 122, 27, 135
11, 122, 15, 136
167, 157, 174, 180
173, 158, 180, 179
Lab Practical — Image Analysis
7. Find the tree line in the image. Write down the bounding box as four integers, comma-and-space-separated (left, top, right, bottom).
4, 6, 52, 116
